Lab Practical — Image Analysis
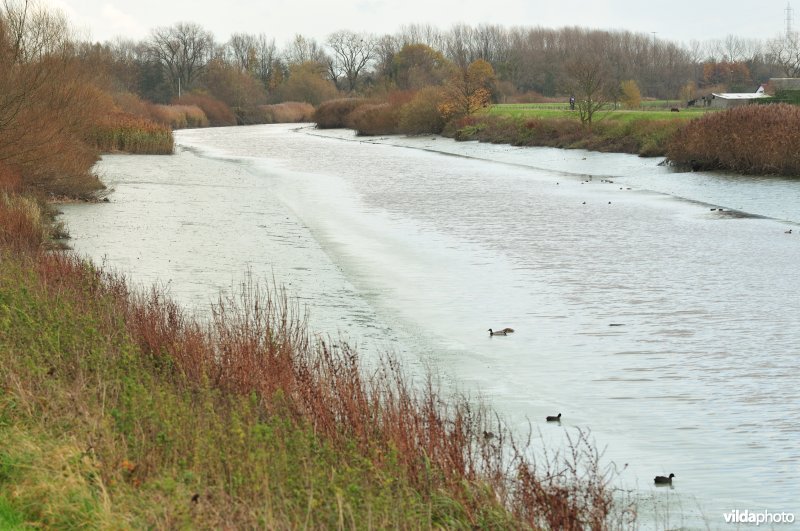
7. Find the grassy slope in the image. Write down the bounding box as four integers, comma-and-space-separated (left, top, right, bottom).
0, 250, 519, 528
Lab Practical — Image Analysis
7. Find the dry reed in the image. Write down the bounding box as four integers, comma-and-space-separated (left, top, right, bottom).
667, 103, 800, 175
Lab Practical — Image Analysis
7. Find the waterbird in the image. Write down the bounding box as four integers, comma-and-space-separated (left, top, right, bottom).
546, 413, 562, 422
786, 229, 793, 234
488, 329, 507, 336
654, 473, 675, 484
499, 327, 515, 333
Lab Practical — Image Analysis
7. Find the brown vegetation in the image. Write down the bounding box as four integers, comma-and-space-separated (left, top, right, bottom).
667, 103, 800, 175
176, 93, 237, 126
450, 114, 682, 157
88, 112, 174, 154
348, 103, 398, 135
257, 102, 315, 123
313, 98, 373, 128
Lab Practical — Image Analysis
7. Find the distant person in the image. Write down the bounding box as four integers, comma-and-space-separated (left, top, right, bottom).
569, 96, 575, 110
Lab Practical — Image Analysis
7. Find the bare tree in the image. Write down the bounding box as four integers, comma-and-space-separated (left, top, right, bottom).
326, 30, 375, 92
149, 22, 214, 97
283, 34, 327, 66
566, 53, 611, 125
253, 34, 277, 90
766, 31, 800, 77
227, 32, 257, 72
397, 23, 445, 49
372, 34, 399, 83
2, 0, 71, 62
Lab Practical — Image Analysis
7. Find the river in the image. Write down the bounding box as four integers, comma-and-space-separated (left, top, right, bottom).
59, 124, 800, 529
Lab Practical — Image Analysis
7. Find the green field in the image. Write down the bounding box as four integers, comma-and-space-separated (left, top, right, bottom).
487, 103, 713, 122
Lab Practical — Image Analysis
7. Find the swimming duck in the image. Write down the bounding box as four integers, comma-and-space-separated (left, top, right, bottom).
654, 473, 675, 484
546, 413, 562, 422
488, 329, 507, 336
786, 229, 793, 234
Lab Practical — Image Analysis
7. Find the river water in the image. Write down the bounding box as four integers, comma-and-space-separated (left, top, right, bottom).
59, 124, 800, 529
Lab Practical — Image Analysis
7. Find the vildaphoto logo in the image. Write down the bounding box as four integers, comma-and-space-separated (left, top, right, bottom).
723, 509, 795, 526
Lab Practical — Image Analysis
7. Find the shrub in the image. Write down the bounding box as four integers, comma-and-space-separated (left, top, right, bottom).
313, 98, 372, 128
348, 103, 399, 135
620, 80, 642, 109
398, 87, 446, 134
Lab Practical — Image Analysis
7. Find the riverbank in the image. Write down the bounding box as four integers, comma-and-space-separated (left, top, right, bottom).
445, 112, 684, 157
316, 99, 800, 176
1, 180, 629, 526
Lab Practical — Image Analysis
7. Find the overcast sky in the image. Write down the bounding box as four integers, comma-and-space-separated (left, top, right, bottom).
47, 0, 792, 48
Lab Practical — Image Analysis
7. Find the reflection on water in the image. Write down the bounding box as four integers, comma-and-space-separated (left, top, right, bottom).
59, 124, 800, 528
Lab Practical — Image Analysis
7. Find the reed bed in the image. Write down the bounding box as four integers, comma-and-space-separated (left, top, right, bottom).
148, 104, 209, 129
176, 94, 237, 127
258, 102, 315, 123
667, 103, 800, 175
0, 196, 635, 528
89, 112, 174, 155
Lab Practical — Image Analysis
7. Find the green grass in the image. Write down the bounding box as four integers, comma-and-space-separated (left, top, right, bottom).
0, 495, 29, 530
487, 103, 711, 122
440, 102, 719, 157
0, 251, 522, 528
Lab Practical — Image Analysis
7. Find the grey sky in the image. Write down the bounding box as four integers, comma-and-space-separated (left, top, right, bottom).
48, 0, 791, 48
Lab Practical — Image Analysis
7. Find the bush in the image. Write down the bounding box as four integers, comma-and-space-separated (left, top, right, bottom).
313, 98, 372, 128
398, 87, 446, 134
349, 103, 399, 135
667, 103, 800, 174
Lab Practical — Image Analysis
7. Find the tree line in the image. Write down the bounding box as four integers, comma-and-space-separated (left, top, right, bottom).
83, 19, 800, 108
5, 0, 800, 173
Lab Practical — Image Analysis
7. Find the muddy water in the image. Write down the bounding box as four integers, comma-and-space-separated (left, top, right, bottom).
59, 124, 800, 528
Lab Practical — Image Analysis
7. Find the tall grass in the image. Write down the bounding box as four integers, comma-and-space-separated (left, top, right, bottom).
667, 103, 800, 175
0, 193, 47, 252
176, 94, 237, 127
0, 196, 634, 529
88, 112, 174, 155
148, 104, 209, 129
258, 102, 315, 123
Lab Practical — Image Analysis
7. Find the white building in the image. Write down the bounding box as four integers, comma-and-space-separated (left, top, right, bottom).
708, 88, 770, 109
